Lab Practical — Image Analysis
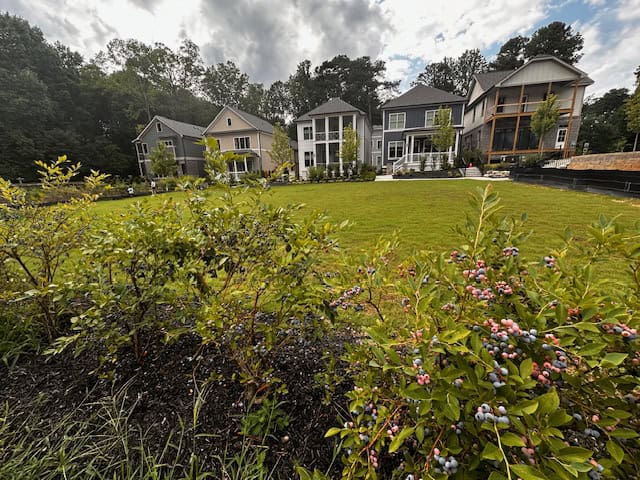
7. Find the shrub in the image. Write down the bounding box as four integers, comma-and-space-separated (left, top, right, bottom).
324, 186, 639, 479
55, 199, 196, 366
0, 157, 108, 341
181, 182, 340, 399
360, 164, 377, 182
308, 167, 326, 183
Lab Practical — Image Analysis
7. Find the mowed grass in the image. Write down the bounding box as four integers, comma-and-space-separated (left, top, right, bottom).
93, 180, 640, 264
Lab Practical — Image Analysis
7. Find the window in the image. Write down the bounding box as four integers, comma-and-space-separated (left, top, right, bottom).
375, 155, 382, 165
388, 112, 405, 130
304, 151, 313, 167
227, 117, 232, 126
141, 143, 149, 155
303, 126, 313, 140
388, 141, 404, 159
496, 96, 506, 113
556, 127, 567, 148
472, 105, 476, 123
156, 122, 162, 132
425, 110, 437, 127
163, 140, 174, 147
234, 136, 251, 149
376, 139, 382, 150
521, 95, 528, 112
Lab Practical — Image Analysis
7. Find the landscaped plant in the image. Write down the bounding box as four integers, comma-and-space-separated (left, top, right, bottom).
308, 166, 326, 183
55, 199, 197, 366
322, 185, 639, 479
433, 108, 455, 169
340, 126, 361, 174
0, 157, 108, 341
183, 180, 340, 399
531, 94, 560, 160
149, 142, 177, 181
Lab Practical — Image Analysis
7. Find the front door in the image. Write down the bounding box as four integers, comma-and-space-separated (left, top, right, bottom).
555, 127, 567, 149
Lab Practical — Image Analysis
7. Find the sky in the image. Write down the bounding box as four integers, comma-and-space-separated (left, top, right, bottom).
1, 0, 639, 98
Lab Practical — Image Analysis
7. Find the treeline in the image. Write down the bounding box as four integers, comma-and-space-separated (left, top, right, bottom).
1, 13, 638, 181
0, 13, 398, 181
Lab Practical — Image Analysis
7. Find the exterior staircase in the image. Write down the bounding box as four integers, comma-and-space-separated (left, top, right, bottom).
461, 167, 483, 177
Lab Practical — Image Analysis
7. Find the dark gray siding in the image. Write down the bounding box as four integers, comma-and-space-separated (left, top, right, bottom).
384, 103, 465, 130
139, 123, 184, 156
382, 131, 403, 164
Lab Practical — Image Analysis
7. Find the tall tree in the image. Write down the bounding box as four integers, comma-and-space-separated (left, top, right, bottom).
287, 60, 317, 119
578, 89, 632, 153
414, 50, 487, 97
414, 57, 457, 94
239, 83, 266, 116
490, 35, 528, 71
625, 88, 640, 151
263, 80, 290, 124
531, 94, 560, 159
201, 60, 249, 108
524, 21, 584, 65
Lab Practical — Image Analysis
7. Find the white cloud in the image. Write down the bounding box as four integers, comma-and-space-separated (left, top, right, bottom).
2, 0, 639, 96
577, 1, 640, 96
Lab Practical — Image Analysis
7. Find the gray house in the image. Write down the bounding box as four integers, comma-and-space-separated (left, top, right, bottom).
382, 85, 466, 173
132, 116, 206, 178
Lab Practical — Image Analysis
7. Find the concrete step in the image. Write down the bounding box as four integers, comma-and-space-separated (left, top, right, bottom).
375, 174, 395, 181
462, 167, 483, 177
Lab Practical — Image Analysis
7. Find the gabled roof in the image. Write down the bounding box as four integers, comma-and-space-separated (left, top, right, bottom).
203, 105, 275, 135
133, 115, 205, 142
474, 70, 512, 91
382, 84, 466, 110
296, 98, 365, 122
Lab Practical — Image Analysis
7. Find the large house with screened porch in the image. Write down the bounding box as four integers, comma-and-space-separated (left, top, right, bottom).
462, 55, 594, 164
381, 85, 466, 173
132, 116, 206, 178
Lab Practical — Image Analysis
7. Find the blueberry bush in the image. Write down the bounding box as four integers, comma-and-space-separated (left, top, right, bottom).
321, 186, 639, 479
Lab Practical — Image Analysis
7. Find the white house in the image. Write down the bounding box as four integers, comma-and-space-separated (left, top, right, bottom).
295, 98, 372, 179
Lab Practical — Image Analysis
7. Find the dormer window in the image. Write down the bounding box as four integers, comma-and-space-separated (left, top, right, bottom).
227, 118, 232, 126
156, 122, 162, 132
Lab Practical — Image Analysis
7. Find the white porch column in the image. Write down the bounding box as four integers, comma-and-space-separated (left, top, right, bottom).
453, 131, 460, 166
243, 157, 248, 173
325, 117, 330, 170
339, 115, 344, 175
410, 135, 415, 163
404, 135, 410, 160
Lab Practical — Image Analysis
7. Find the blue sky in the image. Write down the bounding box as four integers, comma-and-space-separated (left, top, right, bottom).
2, 0, 638, 97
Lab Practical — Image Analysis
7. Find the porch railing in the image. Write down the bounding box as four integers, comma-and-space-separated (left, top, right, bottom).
487, 98, 573, 117
392, 152, 453, 174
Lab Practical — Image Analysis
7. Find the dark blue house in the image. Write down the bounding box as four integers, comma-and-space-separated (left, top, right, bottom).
381, 85, 465, 173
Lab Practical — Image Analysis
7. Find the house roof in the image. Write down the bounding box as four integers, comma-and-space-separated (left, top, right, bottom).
133, 115, 206, 142
203, 105, 275, 135
296, 98, 365, 122
474, 70, 512, 91
382, 85, 466, 109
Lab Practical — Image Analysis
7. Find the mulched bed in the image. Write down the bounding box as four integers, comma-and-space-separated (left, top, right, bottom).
0, 329, 355, 478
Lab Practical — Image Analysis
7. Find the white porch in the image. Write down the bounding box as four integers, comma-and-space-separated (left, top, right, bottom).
391, 131, 460, 174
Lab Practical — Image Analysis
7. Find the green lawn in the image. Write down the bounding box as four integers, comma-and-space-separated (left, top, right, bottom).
94, 180, 640, 261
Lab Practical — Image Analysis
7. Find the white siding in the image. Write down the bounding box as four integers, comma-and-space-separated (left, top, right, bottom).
501, 59, 581, 87
296, 120, 314, 179
467, 81, 485, 105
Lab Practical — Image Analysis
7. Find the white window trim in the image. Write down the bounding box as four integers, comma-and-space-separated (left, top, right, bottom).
425, 110, 437, 128
303, 126, 313, 141
141, 143, 149, 155
556, 127, 567, 146
304, 151, 314, 167
388, 141, 404, 159
376, 139, 383, 150
163, 140, 174, 147
156, 122, 162, 132
388, 112, 406, 130
227, 117, 232, 126
234, 136, 251, 150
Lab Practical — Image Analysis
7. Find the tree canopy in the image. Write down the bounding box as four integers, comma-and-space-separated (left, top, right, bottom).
414, 49, 487, 97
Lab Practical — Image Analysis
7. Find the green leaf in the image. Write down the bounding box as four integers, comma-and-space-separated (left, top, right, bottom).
510, 464, 549, 480
324, 427, 342, 438
606, 439, 624, 464
501, 432, 526, 447
388, 427, 414, 453
557, 447, 593, 463
610, 428, 638, 439
519, 358, 533, 379
481, 442, 503, 461
537, 389, 559, 415
600, 353, 627, 367
444, 393, 460, 421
